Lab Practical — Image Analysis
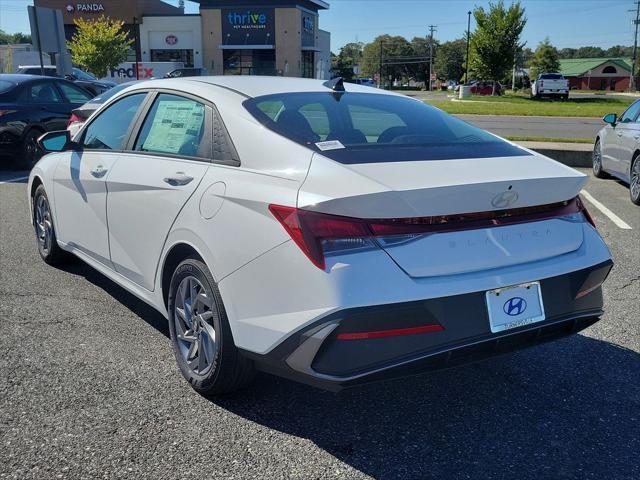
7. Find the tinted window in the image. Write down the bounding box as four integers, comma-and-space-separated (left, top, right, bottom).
244, 92, 530, 163
0, 80, 14, 93
620, 100, 640, 123
134, 94, 208, 158
57, 81, 92, 104
82, 93, 146, 150
72, 68, 96, 80
540, 74, 563, 80
27, 82, 64, 103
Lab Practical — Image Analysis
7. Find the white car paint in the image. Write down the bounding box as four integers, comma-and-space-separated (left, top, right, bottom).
29, 76, 612, 360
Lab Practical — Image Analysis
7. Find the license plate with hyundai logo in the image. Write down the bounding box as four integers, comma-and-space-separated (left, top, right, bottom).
485, 282, 545, 333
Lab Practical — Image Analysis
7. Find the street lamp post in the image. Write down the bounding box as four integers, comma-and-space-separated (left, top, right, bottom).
465, 10, 471, 84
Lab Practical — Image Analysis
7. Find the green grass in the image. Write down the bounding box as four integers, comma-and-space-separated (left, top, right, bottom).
503, 135, 593, 144
426, 93, 633, 117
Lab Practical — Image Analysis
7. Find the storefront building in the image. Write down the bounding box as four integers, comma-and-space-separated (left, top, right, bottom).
32, 0, 331, 78
195, 0, 330, 78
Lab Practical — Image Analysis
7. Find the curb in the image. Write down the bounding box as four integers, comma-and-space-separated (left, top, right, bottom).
515, 141, 592, 168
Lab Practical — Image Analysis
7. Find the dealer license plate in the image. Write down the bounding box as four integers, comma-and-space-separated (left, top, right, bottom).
485, 282, 546, 333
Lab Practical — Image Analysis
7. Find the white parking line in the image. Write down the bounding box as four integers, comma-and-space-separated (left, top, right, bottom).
581, 190, 632, 230
0, 175, 29, 184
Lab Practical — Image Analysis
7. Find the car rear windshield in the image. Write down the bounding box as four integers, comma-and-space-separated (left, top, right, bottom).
540, 74, 564, 79
243, 92, 529, 163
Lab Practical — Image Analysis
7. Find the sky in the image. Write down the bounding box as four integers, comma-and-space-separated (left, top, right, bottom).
0, 0, 636, 52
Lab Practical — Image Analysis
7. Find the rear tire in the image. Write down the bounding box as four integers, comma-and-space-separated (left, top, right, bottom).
592, 139, 609, 179
168, 258, 255, 395
630, 155, 640, 206
21, 129, 44, 170
32, 185, 71, 265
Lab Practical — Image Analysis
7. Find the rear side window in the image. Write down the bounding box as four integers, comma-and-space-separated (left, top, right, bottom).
27, 82, 64, 103
57, 81, 92, 104
82, 93, 146, 150
134, 93, 208, 159
244, 92, 530, 163
0, 80, 14, 94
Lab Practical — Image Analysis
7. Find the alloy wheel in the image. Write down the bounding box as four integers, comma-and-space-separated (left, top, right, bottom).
174, 276, 218, 376
593, 142, 602, 174
34, 194, 53, 255
631, 158, 640, 203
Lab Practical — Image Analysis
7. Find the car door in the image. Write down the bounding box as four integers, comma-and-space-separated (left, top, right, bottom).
25, 80, 70, 132
52, 92, 148, 266
608, 100, 640, 177
105, 92, 212, 290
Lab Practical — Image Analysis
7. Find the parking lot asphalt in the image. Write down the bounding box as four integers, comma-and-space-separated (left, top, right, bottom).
1, 167, 639, 479
458, 114, 602, 139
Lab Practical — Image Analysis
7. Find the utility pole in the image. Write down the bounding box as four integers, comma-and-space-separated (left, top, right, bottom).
465, 11, 471, 84
428, 25, 437, 91
378, 39, 384, 89
630, 1, 640, 91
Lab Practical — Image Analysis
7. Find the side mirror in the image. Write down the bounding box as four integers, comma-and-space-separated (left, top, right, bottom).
603, 113, 617, 126
38, 130, 72, 152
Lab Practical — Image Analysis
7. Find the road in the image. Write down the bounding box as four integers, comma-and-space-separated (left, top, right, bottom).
1, 169, 639, 479
457, 114, 602, 140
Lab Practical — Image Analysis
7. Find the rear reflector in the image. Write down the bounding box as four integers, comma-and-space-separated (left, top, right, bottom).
336, 324, 444, 340
270, 196, 592, 270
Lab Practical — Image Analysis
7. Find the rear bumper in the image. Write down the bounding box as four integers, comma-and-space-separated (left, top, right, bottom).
242, 259, 612, 391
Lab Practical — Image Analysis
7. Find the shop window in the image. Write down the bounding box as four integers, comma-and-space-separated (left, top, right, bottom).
301, 51, 314, 78
150, 49, 194, 68
223, 49, 276, 76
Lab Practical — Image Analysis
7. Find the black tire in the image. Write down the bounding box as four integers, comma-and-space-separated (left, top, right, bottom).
21, 129, 44, 170
592, 139, 609, 179
630, 155, 640, 206
32, 185, 71, 265
168, 258, 255, 395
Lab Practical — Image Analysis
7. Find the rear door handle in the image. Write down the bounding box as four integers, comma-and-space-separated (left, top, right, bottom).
163, 172, 194, 186
90, 166, 107, 178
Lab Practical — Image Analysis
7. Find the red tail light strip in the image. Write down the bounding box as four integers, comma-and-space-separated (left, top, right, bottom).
269, 196, 594, 270
336, 324, 444, 340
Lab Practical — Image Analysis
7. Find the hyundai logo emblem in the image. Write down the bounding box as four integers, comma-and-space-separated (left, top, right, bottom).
491, 190, 519, 209
503, 297, 527, 316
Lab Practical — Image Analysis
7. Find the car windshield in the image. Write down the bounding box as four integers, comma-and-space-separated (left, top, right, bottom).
73, 68, 97, 80
243, 92, 529, 163
0, 80, 15, 93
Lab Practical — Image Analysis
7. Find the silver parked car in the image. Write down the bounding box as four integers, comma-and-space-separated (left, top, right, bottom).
593, 99, 640, 205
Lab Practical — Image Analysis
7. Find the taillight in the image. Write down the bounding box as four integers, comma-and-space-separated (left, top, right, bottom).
67, 113, 82, 128
576, 195, 596, 228
270, 196, 592, 270
539, 80, 544, 88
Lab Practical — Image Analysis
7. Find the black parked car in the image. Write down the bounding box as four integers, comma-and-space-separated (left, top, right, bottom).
0, 74, 94, 168
15, 66, 115, 96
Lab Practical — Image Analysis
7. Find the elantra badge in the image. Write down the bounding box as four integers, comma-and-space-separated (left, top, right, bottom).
503, 297, 527, 316
491, 190, 519, 208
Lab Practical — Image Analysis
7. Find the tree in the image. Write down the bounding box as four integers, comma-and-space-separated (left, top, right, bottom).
361, 35, 414, 85
11, 32, 31, 44
605, 45, 633, 58
529, 38, 560, 78
576, 46, 605, 58
333, 42, 363, 80
434, 38, 466, 82
468, 0, 526, 94
68, 16, 132, 78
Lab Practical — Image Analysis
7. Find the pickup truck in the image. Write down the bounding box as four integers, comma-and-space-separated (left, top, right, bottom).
531, 73, 569, 99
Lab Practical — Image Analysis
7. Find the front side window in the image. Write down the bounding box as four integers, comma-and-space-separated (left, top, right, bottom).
244, 92, 530, 163
27, 82, 64, 103
134, 94, 208, 158
620, 100, 640, 123
82, 93, 146, 150
57, 81, 92, 104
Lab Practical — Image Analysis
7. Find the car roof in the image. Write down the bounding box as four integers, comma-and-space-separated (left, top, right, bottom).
0, 73, 61, 84
178, 76, 397, 99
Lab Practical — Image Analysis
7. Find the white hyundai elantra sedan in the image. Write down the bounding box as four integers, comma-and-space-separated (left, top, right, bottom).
29, 77, 613, 394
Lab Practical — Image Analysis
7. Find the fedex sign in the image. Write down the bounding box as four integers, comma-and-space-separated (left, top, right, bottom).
103, 62, 183, 83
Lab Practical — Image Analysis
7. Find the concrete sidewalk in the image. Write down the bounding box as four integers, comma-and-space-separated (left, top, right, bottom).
515, 141, 593, 167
